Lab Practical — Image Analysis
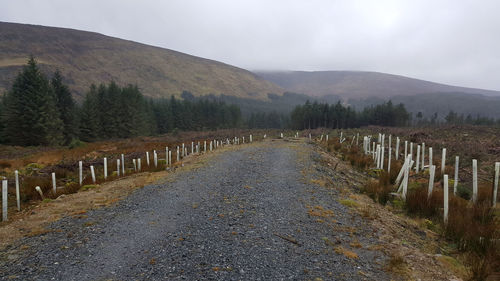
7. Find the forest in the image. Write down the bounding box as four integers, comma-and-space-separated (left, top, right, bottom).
0, 57, 496, 147
0, 57, 242, 146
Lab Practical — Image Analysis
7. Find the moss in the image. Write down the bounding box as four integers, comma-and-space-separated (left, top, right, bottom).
80, 184, 98, 191
392, 199, 404, 209
339, 199, 359, 208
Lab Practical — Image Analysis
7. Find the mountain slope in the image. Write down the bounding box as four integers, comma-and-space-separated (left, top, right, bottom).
0, 22, 283, 100
255, 71, 500, 99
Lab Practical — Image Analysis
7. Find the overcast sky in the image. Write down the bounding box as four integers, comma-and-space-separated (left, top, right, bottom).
1, 0, 499, 90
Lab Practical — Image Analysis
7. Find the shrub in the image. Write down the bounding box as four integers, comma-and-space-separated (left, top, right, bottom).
362, 171, 392, 205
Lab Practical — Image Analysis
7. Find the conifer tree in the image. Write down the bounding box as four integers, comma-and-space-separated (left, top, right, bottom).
51, 70, 78, 144
3, 56, 63, 146
79, 85, 100, 141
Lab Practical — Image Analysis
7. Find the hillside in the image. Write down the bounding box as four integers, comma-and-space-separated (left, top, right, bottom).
256, 70, 500, 99
0, 22, 283, 100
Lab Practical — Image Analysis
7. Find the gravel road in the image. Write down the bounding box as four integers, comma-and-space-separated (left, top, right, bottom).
0, 141, 392, 280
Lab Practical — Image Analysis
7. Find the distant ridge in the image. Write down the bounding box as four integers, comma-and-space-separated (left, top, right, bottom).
0, 21, 283, 100
255, 70, 500, 99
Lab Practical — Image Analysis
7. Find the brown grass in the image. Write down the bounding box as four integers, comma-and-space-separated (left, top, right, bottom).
362, 171, 392, 205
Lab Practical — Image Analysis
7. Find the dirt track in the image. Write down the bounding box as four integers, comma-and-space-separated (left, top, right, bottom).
0, 141, 392, 280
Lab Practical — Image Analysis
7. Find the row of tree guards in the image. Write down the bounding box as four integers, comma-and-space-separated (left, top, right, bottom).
2, 131, 498, 223
357, 132, 498, 224
1, 135, 257, 222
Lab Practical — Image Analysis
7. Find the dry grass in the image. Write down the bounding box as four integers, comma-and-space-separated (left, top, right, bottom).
362, 171, 392, 205
334, 246, 359, 259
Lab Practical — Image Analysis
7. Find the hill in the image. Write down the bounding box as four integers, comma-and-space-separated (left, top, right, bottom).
0, 22, 283, 100
255, 70, 500, 99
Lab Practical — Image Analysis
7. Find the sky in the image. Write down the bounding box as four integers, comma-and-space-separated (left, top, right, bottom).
1, 0, 500, 91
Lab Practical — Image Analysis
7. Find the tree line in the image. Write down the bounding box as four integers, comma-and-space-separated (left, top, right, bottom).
290, 100, 410, 130
0, 57, 242, 146
0, 57, 496, 147
412, 110, 500, 127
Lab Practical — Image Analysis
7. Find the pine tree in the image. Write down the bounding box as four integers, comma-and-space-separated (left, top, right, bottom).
51, 70, 78, 144
79, 85, 100, 141
3, 56, 63, 146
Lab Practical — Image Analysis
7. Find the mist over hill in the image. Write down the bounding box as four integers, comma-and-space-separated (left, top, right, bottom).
255, 70, 500, 118
0, 21, 283, 100
255, 70, 500, 99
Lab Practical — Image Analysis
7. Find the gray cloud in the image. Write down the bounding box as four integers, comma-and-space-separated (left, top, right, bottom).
2, 0, 500, 90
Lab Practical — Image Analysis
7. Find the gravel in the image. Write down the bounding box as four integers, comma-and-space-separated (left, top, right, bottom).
0, 141, 392, 280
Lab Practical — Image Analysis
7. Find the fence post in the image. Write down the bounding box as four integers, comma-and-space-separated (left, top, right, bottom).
182, 143, 185, 157
410, 142, 414, 160
381, 146, 385, 170
133, 159, 137, 171
104, 157, 108, 180
168, 151, 172, 166
428, 165, 436, 199
117, 159, 120, 177
388, 147, 392, 174
402, 155, 410, 201
472, 159, 478, 203
2, 180, 7, 222
395, 137, 400, 160
154, 150, 158, 168
90, 166, 96, 184
177, 147, 180, 162
15, 170, 20, 211
441, 148, 446, 175
138, 158, 142, 171
429, 147, 433, 168
146, 152, 150, 166
79, 161, 83, 186
421, 143, 425, 170
52, 172, 57, 193
415, 145, 420, 174
493, 162, 499, 207
454, 156, 459, 195
204, 141, 207, 152
444, 174, 449, 224
121, 154, 125, 175
191, 142, 194, 154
